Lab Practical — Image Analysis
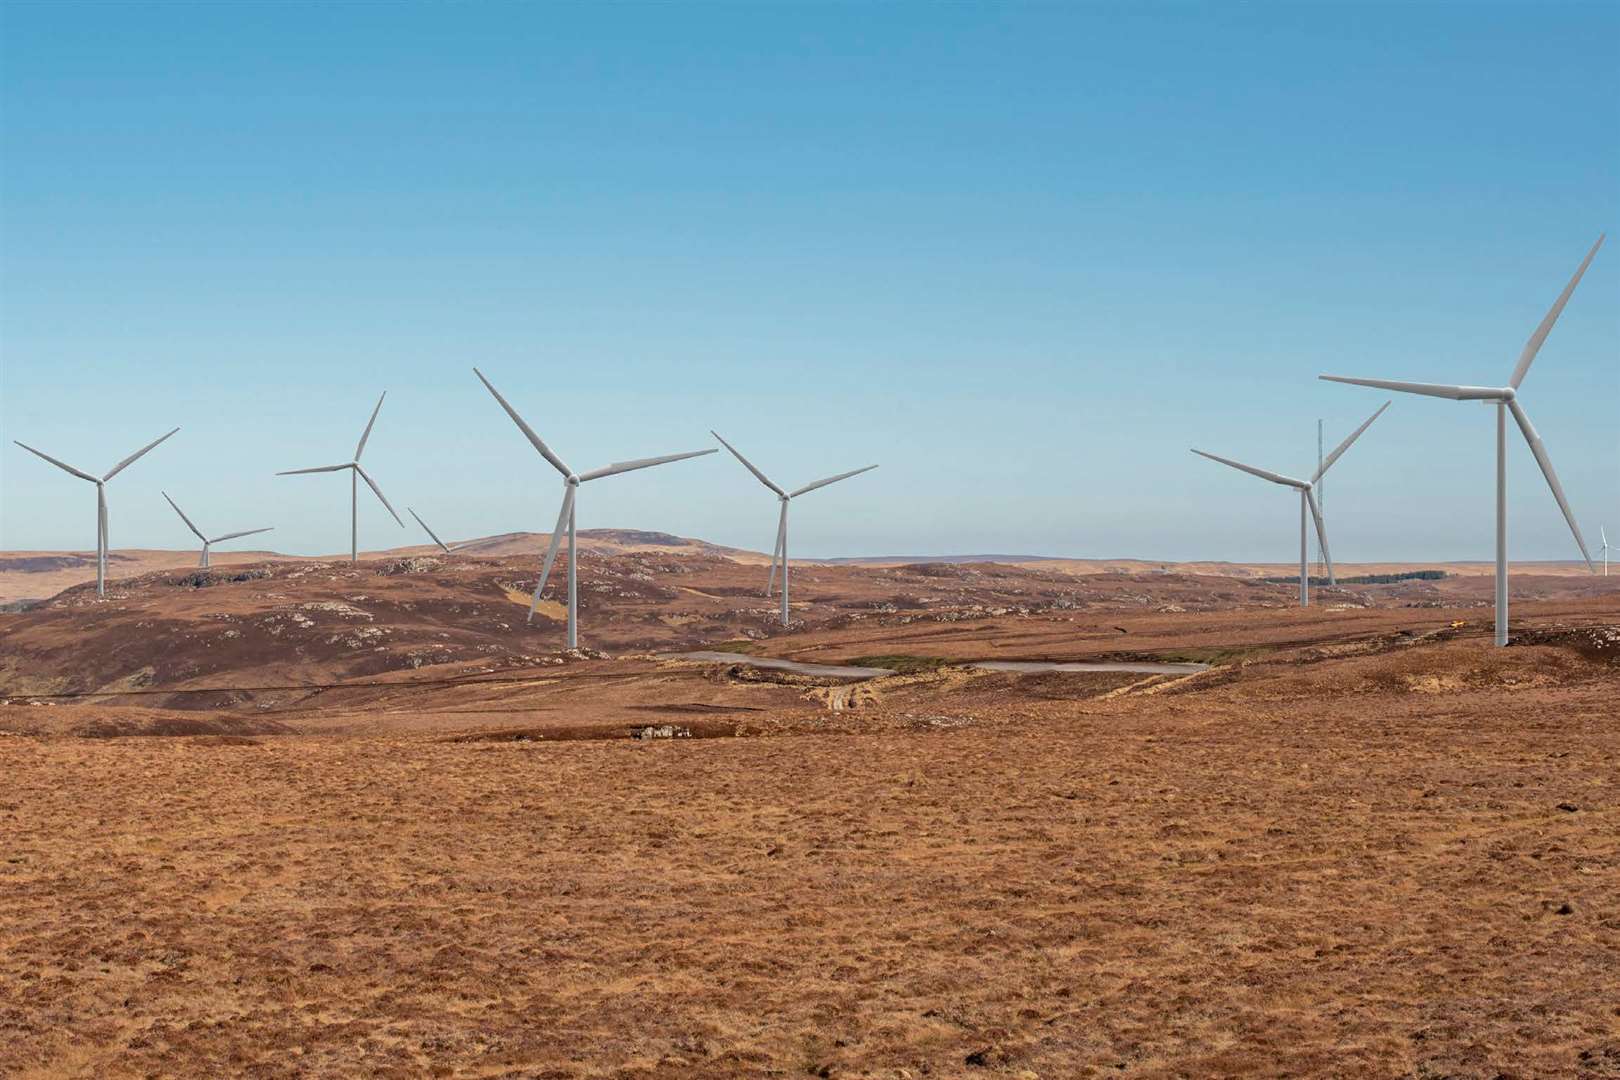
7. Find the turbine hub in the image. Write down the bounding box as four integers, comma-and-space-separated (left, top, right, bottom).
1499, 386, 1516, 402
566, 474, 580, 486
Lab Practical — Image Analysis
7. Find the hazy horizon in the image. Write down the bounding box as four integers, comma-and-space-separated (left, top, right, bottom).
2, 523, 1606, 572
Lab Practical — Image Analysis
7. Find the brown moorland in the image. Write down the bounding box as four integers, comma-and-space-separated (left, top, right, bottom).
2, 527, 1599, 608
2, 544, 1618, 1078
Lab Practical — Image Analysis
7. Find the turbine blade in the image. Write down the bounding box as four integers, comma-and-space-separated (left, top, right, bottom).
529, 486, 574, 622
711, 431, 785, 496
765, 504, 786, 596
1510, 234, 1604, 389
1508, 400, 1594, 569
1318, 376, 1499, 401
789, 463, 879, 498
473, 368, 571, 477
276, 464, 350, 475
408, 507, 451, 553
209, 527, 274, 543
1306, 488, 1335, 584
354, 391, 386, 461
162, 491, 207, 541
102, 427, 179, 481
1189, 449, 1304, 489
577, 448, 716, 483
14, 442, 98, 483
1312, 401, 1391, 483
354, 464, 404, 527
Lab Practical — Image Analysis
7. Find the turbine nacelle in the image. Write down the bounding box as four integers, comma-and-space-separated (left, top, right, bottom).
1191, 400, 1390, 600
474, 368, 718, 645
1318, 233, 1604, 642
162, 490, 272, 566
711, 429, 878, 625
275, 392, 402, 562
15, 428, 179, 597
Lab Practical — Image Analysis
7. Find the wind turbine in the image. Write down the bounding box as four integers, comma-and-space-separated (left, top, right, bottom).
1599, 527, 1610, 578
1320, 234, 1603, 646
408, 507, 464, 554
1191, 402, 1389, 607
711, 431, 878, 626
473, 368, 717, 649
14, 428, 179, 597
162, 491, 273, 567
276, 392, 403, 562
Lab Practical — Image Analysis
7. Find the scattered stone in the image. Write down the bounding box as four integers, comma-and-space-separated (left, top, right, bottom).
299, 600, 373, 619
171, 568, 272, 588
634, 725, 691, 740
377, 556, 442, 575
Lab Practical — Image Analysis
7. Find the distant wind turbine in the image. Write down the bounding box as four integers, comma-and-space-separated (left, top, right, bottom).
408, 507, 464, 554
1191, 402, 1389, 607
276, 392, 403, 562
1600, 527, 1610, 578
14, 428, 180, 597
1320, 234, 1603, 646
711, 431, 878, 626
473, 368, 717, 649
162, 491, 273, 567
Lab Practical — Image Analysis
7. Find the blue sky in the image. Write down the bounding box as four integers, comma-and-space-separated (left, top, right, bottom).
2, 2, 1615, 562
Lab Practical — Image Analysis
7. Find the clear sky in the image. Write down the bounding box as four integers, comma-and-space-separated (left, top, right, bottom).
2, 1, 1616, 563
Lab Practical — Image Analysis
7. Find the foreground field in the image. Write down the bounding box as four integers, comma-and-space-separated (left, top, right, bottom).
4, 615, 1618, 1078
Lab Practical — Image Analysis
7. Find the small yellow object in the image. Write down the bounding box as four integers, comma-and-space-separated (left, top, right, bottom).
1450, 620, 1466, 628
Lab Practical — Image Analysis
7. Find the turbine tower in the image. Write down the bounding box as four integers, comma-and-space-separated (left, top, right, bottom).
276, 392, 403, 562
408, 507, 463, 554
1321, 234, 1603, 646
473, 368, 716, 649
14, 428, 179, 597
711, 431, 878, 627
162, 491, 273, 567
1599, 527, 1610, 578
1191, 402, 1389, 607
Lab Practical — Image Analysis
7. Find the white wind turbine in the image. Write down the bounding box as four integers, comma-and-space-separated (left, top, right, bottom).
408, 507, 466, 554
14, 428, 179, 597
276, 392, 403, 562
711, 431, 878, 626
474, 368, 717, 649
1598, 527, 1610, 578
1192, 402, 1390, 607
1321, 235, 1603, 646
162, 491, 273, 567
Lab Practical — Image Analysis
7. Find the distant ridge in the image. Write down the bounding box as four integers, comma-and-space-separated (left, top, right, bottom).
0, 529, 1603, 607
821, 553, 1071, 565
